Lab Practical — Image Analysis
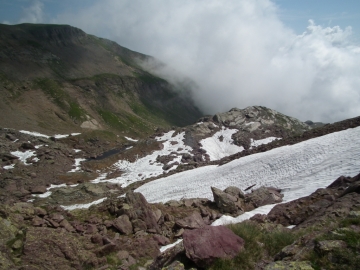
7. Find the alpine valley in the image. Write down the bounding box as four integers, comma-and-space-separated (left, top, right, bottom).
0, 24, 359, 270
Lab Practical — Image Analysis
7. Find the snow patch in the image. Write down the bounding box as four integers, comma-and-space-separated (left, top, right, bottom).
160, 239, 183, 253
124, 136, 138, 142
92, 131, 193, 187
61, 197, 107, 211
69, 158, 86, 172
3, 164, 15, 170
11, 150, 36, 165
19, 130, 81, 139
136, 126, 360, 212
200, 127, 244, 161
250, 137, 279, 148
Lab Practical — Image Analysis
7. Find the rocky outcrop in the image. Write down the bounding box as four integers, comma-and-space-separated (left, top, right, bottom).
211, 185, 283, 215
244, 186, 283, 211
183, 225, 245, 267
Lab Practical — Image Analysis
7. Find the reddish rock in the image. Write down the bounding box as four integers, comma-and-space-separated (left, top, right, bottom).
31, 185, 48, 194
59, 219, 75, 232
91, 234, 104, 245
183, 225, 245, 267
124, 191, 160, 233
34, 207, 47, 217
175, 212, 205, 229
85, 224, 98, 234
152, 234, 170, 246
50, 213, 64, 223
132, 219, 147, 232
32, 216, 45, 226
113, 215, 133, 235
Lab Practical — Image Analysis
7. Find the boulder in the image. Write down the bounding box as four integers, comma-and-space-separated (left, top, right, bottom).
123, 191, 160, 233
113, 215, 133, 235
315, 240, 347, 255
21, 142, 35, 149
148, 241, 185, 270
224, 186, 245, 199
183, 225, 245, 267
175, 212, 205, 229
245, 186, 283, 211
211, 187, 240, 215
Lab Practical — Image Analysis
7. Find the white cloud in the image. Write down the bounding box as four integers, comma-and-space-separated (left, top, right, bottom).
19, 0, 44, 24
51, 0, 360, 122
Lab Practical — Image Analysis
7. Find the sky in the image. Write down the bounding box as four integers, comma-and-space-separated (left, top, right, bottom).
1, 0, 360, 123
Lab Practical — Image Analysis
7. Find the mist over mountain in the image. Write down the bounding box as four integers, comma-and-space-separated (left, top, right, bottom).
50, 0, 360, 123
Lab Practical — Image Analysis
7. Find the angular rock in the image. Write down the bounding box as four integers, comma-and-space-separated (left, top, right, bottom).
113, 215, 133, 235
224, 186, 245, 199
245, 186, 283, 211
183, 225, 245, 267
32, 216, 45, 227
152, 234, 170, 246
132, 219, 147, 232
315, 240, 347, 255
211, 186, 240, 214
148, 241, 185, 270
124, 191, 160, 233
175, 212, 205, 229
21, 142, 36, 149
59, 219, 75, 232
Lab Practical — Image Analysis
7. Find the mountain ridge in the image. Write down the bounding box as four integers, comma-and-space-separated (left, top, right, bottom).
0, 23, 202, 137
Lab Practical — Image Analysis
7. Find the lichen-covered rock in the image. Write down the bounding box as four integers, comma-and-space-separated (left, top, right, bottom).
211, 186, 241, 215
245, 186, 283, 211
315, 240, 347, 255
265, 261, 314, 270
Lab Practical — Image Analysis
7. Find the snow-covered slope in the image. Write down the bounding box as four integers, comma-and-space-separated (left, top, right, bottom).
136, 126, 360, 206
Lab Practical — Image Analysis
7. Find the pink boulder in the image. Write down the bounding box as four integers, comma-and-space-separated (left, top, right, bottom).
183, 225, 245, 267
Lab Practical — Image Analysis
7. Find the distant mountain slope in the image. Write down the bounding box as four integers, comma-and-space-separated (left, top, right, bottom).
0, 23, 202, 136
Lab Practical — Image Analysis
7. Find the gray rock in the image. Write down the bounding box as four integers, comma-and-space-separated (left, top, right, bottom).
211, 187, 240, 215
224, 186, 245, 199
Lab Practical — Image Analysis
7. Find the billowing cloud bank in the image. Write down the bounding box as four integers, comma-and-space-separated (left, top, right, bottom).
22, 0, 360, 122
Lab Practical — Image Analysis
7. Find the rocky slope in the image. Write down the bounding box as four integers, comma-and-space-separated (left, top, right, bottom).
0, 23, 202, 137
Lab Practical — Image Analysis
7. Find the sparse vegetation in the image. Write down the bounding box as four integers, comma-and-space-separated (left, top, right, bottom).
209, 221, 299, 270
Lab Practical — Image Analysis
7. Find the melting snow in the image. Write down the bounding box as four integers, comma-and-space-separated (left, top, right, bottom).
11, 150, 37, 165
250, 137, 279, 148
136, 126, 360, 223
124, 136, 138, 142
160, 239, 183, 253
61, 197, 107, 211
92, 131, 193, 187
19, 130, 81, 139
3, 164, 15, 170
69, 158, 86, 172
200, 127, 244, 161
34, 183, 79, 198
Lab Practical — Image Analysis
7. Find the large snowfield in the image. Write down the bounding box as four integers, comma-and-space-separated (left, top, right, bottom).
136, 126, 360, 224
